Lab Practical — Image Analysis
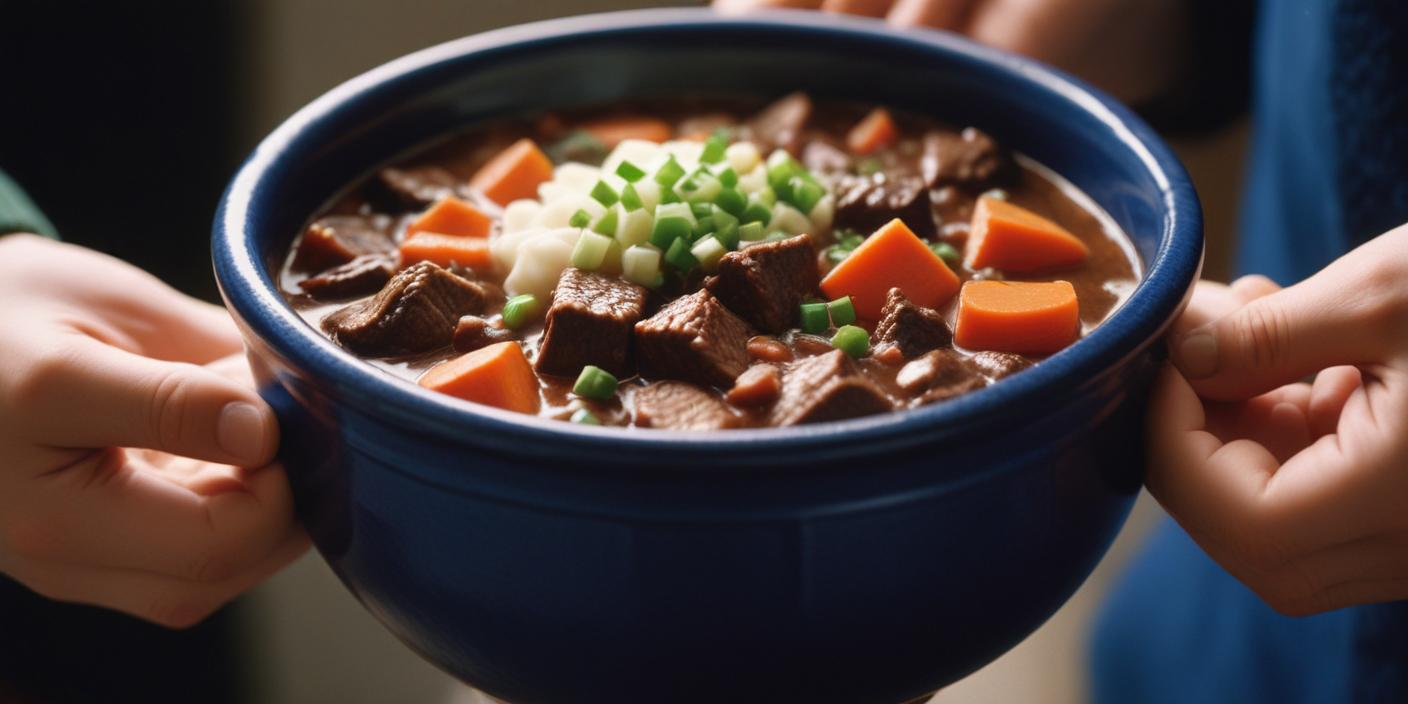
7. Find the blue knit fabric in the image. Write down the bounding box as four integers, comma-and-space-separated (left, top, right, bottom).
1093, 1, 1408, 701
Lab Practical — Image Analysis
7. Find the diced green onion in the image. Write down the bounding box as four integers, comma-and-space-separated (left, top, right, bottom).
659, 187, 681, 204
766, 150, 800, 192
929, 241, 961, 267
571, 231, 613, 270
570, 408, 601, 425
742, 200, 773, 226
701, 130, 729, 164
789, 176, 825, 214
569, 209, 591, 228
647, 272, 665, 289
717, 167, 738, 188
827, 296, 857, 327
715, 222, 741, 250
615, 160, 646, 182
590, 180, 619, 207
800, 302, 829, 334
622, 244, 662, 286
764, 230, 791, 242
690, 202, 713, 219
620, 183, 644, 211
650, 217, 690, 249
573, 365, 618, 400
654, 202, 696, 225
769, 202, 811, 235
592, 208, 619, 237
654, 156, 685, 187
714, 187, 746, 216
685, 175, 722, 204
665, 236, 698, 272
616, 208, 653, 247
831, 324, 870, 358
753, 186, 777, 208
693, 216, 715, 240
501, 294, 541, 330
691, 235, 727, 273
710, 205, 739, 233
738, 221, 766, 242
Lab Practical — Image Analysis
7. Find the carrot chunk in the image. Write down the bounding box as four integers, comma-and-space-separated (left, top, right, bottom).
954, 280, 1080, 355
966, 196, 1090, 273
820, 218, 961, 321
407, 196, 492, 239
579, 116, 673, 148
418, 341, 540, 414
469, 138, 555, 206
846, 108, 898, 156
399, 232, 493, 271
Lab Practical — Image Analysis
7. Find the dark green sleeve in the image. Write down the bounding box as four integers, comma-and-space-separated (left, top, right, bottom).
0, 169, 58, 239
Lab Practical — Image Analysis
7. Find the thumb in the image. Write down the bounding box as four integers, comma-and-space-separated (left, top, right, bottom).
1170, 268, 1398, 401
24, 336, 278, 466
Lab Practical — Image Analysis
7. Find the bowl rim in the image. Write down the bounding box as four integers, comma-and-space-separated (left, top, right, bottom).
213, 7, 1202, 467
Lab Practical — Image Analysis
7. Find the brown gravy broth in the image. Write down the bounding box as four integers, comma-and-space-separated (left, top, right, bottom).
280, 97, 1140, 427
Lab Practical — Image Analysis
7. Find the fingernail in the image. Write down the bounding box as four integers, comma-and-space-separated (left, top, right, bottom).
217, 402, 267, 464
1176, 329, 1219, 379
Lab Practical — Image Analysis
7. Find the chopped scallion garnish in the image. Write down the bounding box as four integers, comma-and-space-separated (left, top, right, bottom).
691, 235, 727, 273
827, 296, 857, 327
665, 236, 698, 272
570, 408, 601, 425
615, 160, 646, 182
700, 130, 729, 164
654, 156, 685, 187
717, 167, 738, 188
929, 241, 961, 267
573, 365, 618, 401
738, 221, 765, 242
714, 187, 746, 216
590, 180, 619, 207
800, 302, 829, 334
622, 244, 662, 286
592, 208, 619, 237
569, 208, 591, 228
570, 231, 613, 271
501, 294, 541, 330
620, 183, 644, 211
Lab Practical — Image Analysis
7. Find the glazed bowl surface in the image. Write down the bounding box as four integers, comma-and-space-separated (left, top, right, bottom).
213, 9, 1202, 704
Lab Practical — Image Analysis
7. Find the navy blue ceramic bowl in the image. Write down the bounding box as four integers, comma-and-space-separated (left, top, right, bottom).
214, 9, 1200, 704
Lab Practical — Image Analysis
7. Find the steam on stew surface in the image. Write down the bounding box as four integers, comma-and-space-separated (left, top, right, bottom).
280, 94, 1140, 430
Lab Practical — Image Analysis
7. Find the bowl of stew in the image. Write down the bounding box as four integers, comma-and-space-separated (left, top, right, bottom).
214, 9, 1200, 704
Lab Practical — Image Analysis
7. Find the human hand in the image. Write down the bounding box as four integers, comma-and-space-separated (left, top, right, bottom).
1146, 225, 1408, 615
0, 234, 307, 628
713, 0, 1188, 104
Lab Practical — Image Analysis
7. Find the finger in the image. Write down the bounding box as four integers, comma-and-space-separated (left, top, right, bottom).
5, 529, 308, 629
44, 244, 243, 364
20, 336, 276, 465
1144, 365, 1287, 563
1229, 274, 1282, 304
1308, 366, 1362, 437
1171, 281, 1238, 337
714, 0, 823, 13
1253, 536, 1408, 615
888, 0, 977, 30
1202, 389, 1312, 464
1171, 282, 1396, 402
822, 0, 895, 16
7, 449, 297, 582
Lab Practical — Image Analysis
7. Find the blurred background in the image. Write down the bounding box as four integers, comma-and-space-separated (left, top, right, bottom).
0, 1, 1247, 702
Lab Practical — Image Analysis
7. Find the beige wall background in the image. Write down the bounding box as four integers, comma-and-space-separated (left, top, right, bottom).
236, 2, 1249, 702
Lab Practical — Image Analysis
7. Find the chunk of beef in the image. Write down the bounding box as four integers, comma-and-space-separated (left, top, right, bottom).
292, 214, 396, 273
453, 315, 515, 353
803, 140, 852, 175
535, 268, 648, 378
298, 253, 396, 300
970, 350, 1033, 380
375, 166, 461, 211
832, 173, 936, 238
748, 92, 812, 154
706, 234, 819, 333
873, 287, 953, 357
921, 128, 1015, 190
635, 290, 754, 388
769, 350, 892, 426
322, 261, 487, 356
896, 349, 985, 404
634, 381, 740, 431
